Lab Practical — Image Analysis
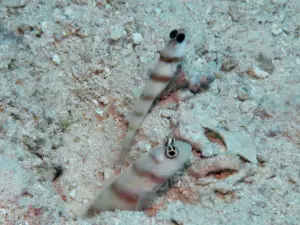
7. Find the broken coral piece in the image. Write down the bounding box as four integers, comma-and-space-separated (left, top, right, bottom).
189, 154, 241, 179
174, 108, 257, 163
174, 109, 223, 154
219, 130, 258, 163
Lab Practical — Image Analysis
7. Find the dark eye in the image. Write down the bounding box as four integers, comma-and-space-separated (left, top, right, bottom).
165, 145, 179, 159
176, 33, 185, 43
169, 29, 178, 39
163, 136, 175, 147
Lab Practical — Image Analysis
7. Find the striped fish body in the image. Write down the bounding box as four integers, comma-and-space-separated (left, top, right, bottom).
85, 140, 192, 217
121, 29, 188, 154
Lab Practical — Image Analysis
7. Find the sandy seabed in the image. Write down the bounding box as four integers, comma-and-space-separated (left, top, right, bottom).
0, 0, 300, 224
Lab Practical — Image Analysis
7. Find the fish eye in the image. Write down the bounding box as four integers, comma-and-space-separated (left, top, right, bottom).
176, 33, 185, 43
163, 136, 175, 147
169, 29, 178, 39
165, 145, 179, 159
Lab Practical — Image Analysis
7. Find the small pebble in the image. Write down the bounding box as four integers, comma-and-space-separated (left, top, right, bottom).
17, 24, 33, 34
95, 107, 109, 119
104, 67, 111, 75
132, 32, 143, 45
52, 54, 61, 65
223, 194, 235, 203
40, 21, 48, 32
221, 58, 238, 72
154, 8, 162, 15
110, 27, 127, 41
54, 33, 63, 41
99, 96, 109, 105
160, 109, 173, 118
247, 66, 269, 79
69, 189, 76, 198
77, 27, 89, 38
237, 86, 251, 101
213, 182, 234, 194
256, 53, 274, 74
271, 23, 283, 35
257, 154, 267, 163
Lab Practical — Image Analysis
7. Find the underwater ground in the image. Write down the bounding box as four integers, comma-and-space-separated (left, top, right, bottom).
0, 0, 300, 224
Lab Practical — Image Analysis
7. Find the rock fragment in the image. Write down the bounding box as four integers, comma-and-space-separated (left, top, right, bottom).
17, 24, 34, 35
159, 109, 174, 119
132, 32, 143, 45
247, 66, 269, 79
190, 154, 241, 179
175, 108, 257, 163
237, 86, 251, 101
174, 110, 220, 153
52, 54, 61, 65
222, 131, 257, 163
256, 53, 274, 74
221, 58, 238, 72
110, 27, 127, 41
271, 23, 283, 35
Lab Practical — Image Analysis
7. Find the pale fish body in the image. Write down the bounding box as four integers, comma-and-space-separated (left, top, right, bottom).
120, 29, 188, 154
85, 140, 192, 217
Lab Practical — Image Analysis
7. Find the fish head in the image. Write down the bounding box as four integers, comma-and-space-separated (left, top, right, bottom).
160, 29, 188, 59
149, 140, 192, 178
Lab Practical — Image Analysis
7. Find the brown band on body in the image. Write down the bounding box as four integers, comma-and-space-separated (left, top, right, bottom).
141, 94, 155, 101
150, 73, 172, 83
132, 163, 167, 185
159, 55, 183, 63
111, 182, 139, 204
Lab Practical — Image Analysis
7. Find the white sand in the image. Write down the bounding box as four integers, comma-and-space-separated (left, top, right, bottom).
0, 0, 299, 224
